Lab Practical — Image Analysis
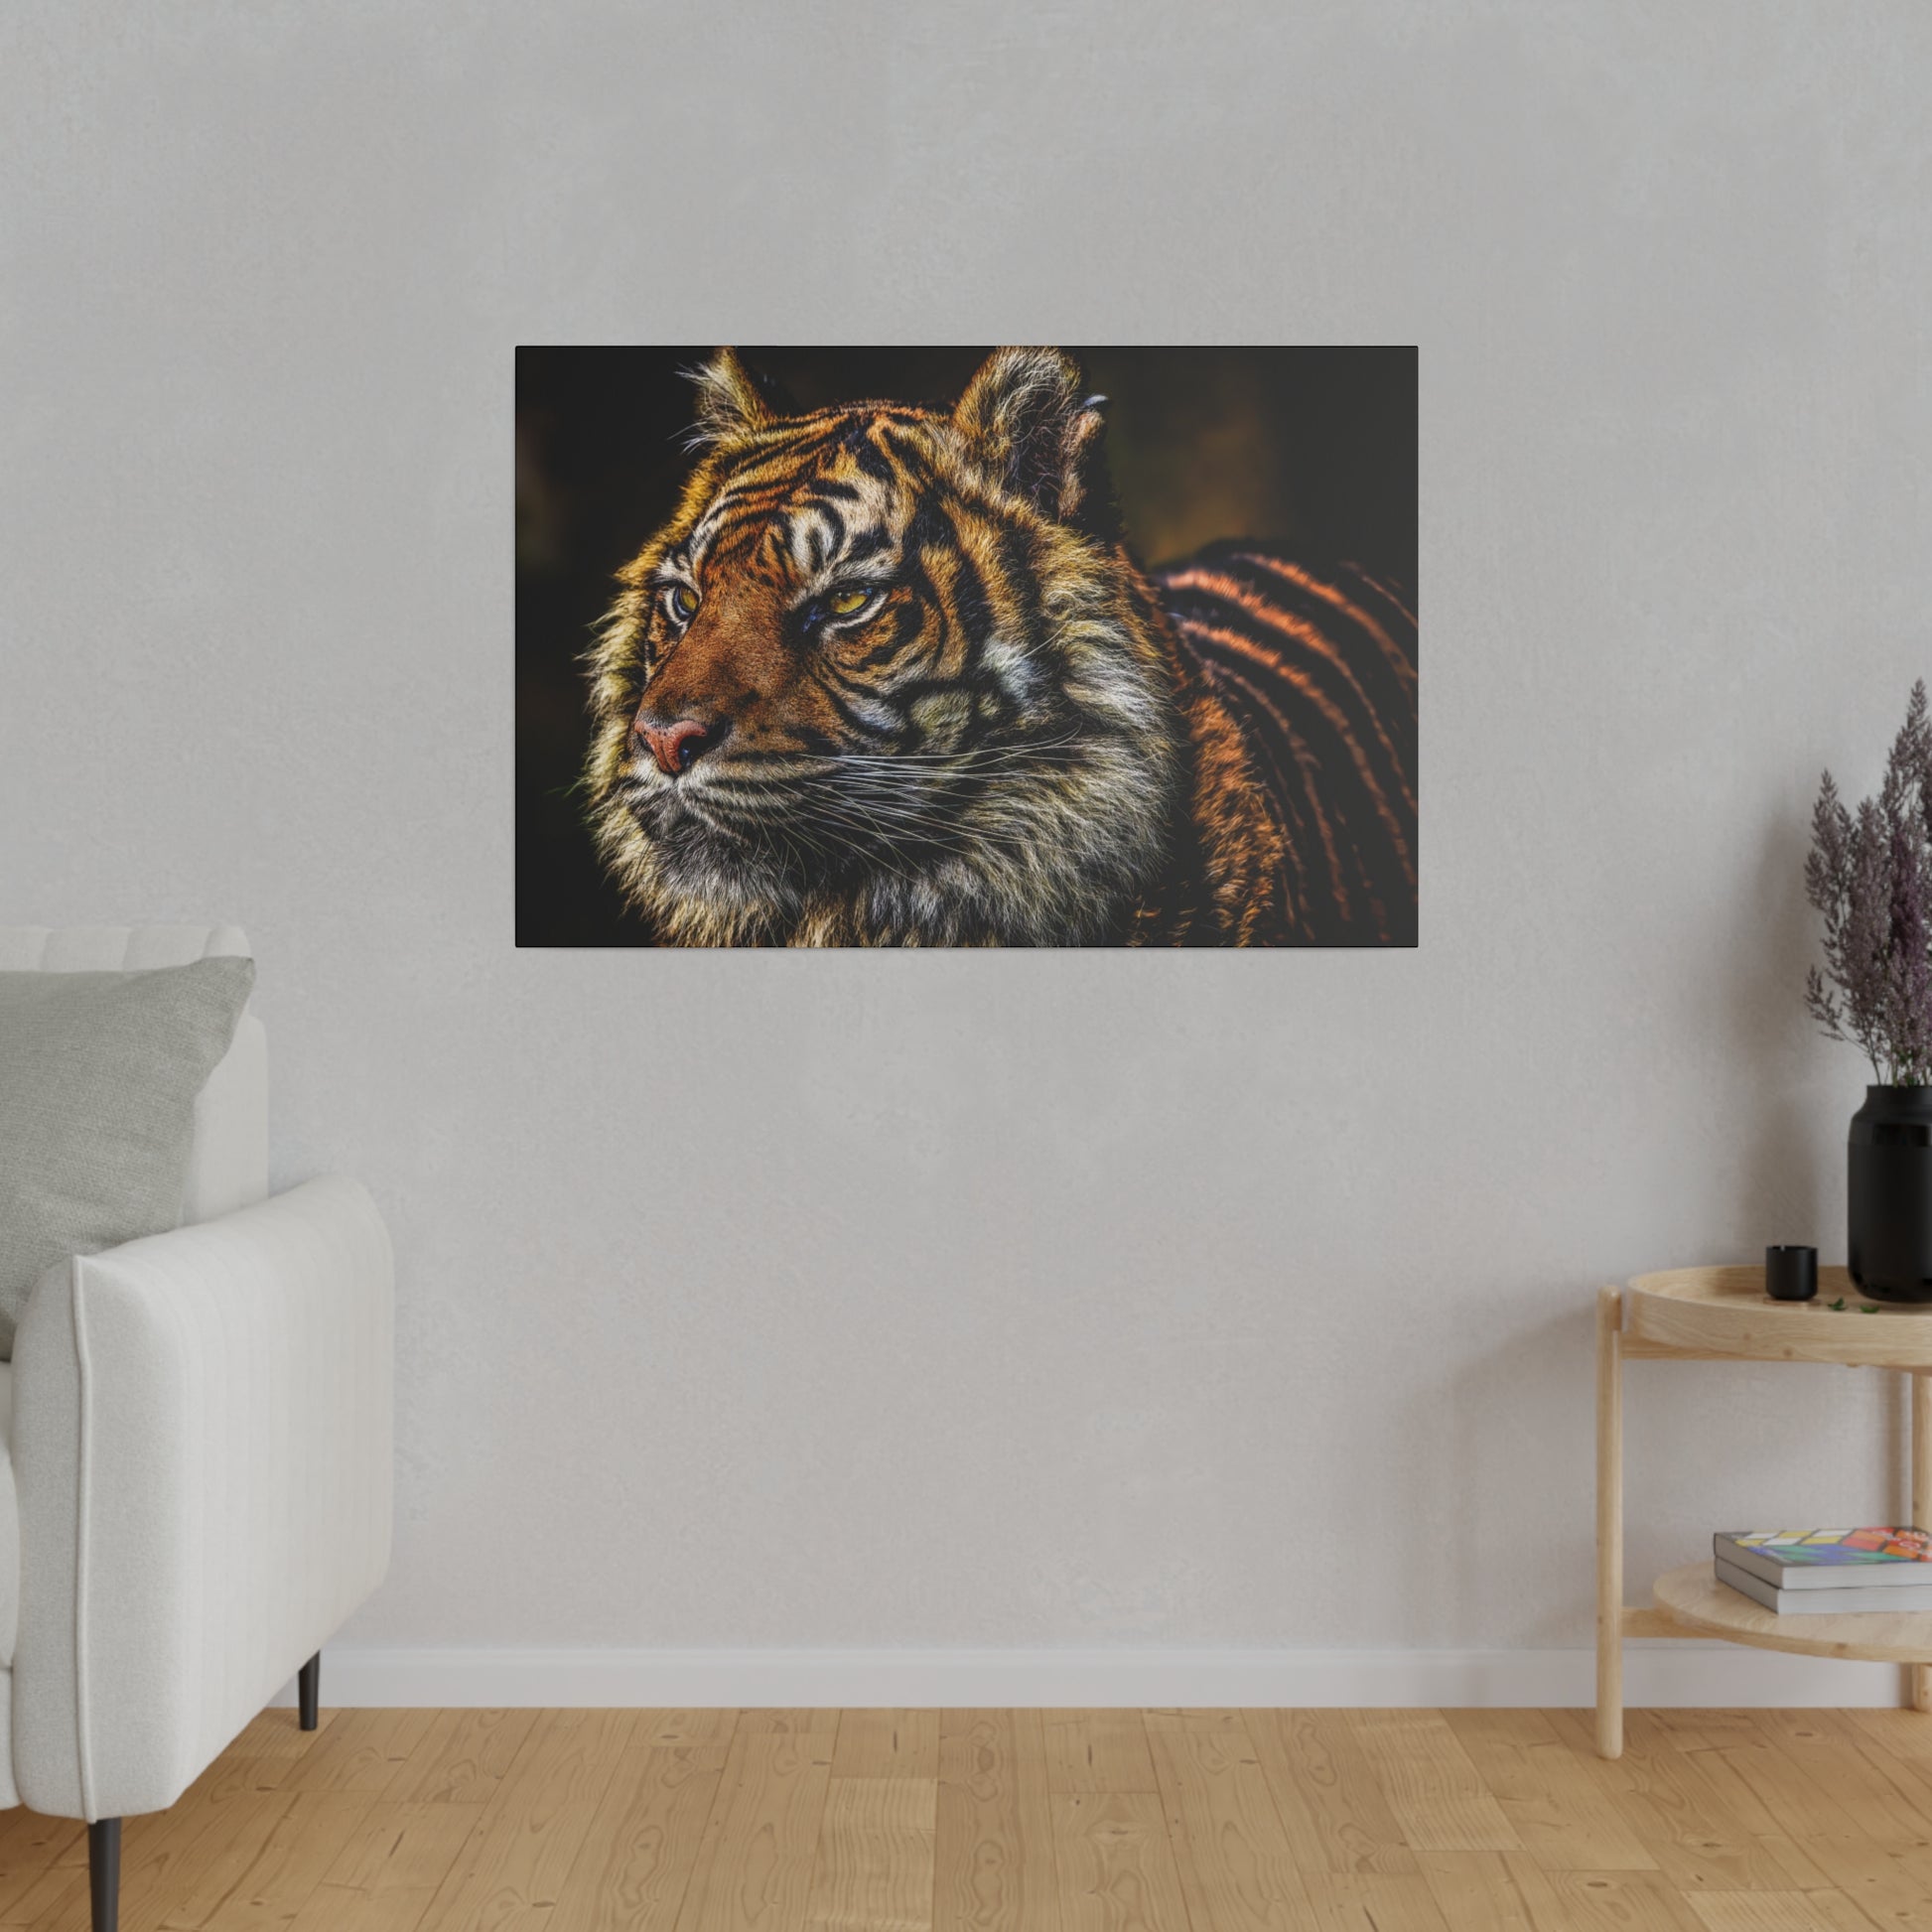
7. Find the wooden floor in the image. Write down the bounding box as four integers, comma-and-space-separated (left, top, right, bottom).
5, 1708, 1932, 1929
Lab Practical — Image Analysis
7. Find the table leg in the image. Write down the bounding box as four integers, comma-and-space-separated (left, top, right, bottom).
1597, 1286, 1623, 1758
1914, 1371, 1932, 1715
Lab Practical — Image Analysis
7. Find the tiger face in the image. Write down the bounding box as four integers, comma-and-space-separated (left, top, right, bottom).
585, 347, 1180, 946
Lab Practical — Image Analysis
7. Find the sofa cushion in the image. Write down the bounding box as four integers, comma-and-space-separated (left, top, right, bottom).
0, 958, 255, 1357
0, 928, 267, 1230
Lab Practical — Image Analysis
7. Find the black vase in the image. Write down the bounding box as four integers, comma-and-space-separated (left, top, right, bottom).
1849, 1085, 1932, 1303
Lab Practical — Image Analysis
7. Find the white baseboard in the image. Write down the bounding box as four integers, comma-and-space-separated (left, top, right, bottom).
273, 1643, 1914, 1710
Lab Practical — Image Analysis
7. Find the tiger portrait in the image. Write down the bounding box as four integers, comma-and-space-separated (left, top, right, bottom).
580, 347, 1416, 947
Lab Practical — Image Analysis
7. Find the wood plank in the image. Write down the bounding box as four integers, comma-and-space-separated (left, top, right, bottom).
270, 1710, 441, 1796
1442, 1709, 1653, 1869
1684, 1891, 1876, 1931
1535, 1869, 1709, 1931
1844, 1704, 1932, 1766
1144, 1710, 1310, 1930
645, 1713, 742, 1748
804, 1777, 935, 1931
1748, 1710, 1932, 1839
228, 1710, 333, 1762
1297, 1871, 1452, 1931
1141, 1710, 1246, 1736
1796, 1836, 1932, 1932
1245, 1708, 1417, 1875
1638, 1712, 1770, 1755
0, 1814, 83, 1922
548, 1744, 728, 1932
415, 1709, 634, 1931
1050, 1793, 1188, 1932
832, 1713, 940, 1781
675, 1726, 834, 1932
1543, 1710, 1815, 1894
933, 1710, 1061, 1932
286, 1801, 486, 1932
8, 1869, 89, 1931
383, 1710, 539, 1805
190, 1755, 290, 1808
1749, 1838, 1843, 1894
1687, 1733, 1874, 1843
191, 1790, 375, 1929
1344, 1712, 1521, 1855
1597, 1721, 1837, 1892
0, 1821, 92, 1932
739, 1711, 842, 1734
112, 1789, 296, 1932
1040, 1716, 1155, 1795
1415, 1851, 1555, 1932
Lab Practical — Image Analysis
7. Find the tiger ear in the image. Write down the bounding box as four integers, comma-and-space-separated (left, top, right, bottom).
953, 347, 1113, 532
688, 348, 793, 442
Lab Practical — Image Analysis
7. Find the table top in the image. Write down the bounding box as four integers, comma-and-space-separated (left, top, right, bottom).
1625, 1265, 1932, 1368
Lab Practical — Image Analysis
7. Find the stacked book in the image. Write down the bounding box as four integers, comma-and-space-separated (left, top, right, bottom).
1716, 1528, 1932, 1614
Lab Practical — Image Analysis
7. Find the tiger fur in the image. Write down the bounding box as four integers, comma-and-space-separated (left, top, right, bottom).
584, 347, 1415, 947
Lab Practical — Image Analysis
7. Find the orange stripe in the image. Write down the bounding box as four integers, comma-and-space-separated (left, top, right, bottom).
1193, 653, 1350, 926
1233, 553, 1417, 690
1355, 569, 1417, 630
1166, 568, 1417, 818
1181, 617, 1415, 887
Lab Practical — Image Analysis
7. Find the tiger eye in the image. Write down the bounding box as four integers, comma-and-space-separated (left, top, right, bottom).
827, 587, 874, 618
670, 585, 699, 620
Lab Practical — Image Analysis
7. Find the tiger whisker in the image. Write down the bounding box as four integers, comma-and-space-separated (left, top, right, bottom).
705, 736, 1090, 779
692, 781, 976, 887
802, 796, 1044, 860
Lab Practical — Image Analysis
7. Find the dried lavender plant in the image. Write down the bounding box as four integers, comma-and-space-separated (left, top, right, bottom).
1806, 681, 1932, 1084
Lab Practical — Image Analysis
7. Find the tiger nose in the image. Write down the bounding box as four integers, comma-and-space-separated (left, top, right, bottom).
635, 718, 716, 777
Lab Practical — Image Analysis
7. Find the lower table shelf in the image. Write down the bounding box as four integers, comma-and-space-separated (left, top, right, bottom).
1651, 1561, 1932, 1665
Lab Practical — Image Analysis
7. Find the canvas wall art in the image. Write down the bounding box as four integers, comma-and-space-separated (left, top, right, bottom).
516, 346, 1417, 947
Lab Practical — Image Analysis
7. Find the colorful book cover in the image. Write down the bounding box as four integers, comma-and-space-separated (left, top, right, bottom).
1721, 1528, 1932, 1567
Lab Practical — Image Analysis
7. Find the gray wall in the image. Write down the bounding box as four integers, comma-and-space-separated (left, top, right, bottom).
4, 1, 1928, 1658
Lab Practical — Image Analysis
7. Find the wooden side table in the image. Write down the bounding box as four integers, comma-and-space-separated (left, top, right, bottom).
1595, 1266, 1932, 1758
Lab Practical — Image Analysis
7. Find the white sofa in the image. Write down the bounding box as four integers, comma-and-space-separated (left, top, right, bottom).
0, 925, 393, 1932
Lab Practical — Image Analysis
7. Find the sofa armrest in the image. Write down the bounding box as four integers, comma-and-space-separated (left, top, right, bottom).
9, 1176, 393, 1820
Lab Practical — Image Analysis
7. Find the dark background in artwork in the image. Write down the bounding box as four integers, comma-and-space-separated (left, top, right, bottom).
516, 346, 1418, 946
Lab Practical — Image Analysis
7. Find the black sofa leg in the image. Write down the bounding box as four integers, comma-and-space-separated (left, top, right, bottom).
298, 1651, 321, 1731
89, 1818, 120, 1932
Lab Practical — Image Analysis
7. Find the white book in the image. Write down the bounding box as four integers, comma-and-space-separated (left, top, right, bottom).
1716, 1557, 1932, 1616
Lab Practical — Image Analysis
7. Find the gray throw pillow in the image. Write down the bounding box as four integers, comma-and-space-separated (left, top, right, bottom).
0, 956, 256, 1356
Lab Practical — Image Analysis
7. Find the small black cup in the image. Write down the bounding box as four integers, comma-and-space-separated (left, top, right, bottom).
1765, 1245, 1818, 1302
